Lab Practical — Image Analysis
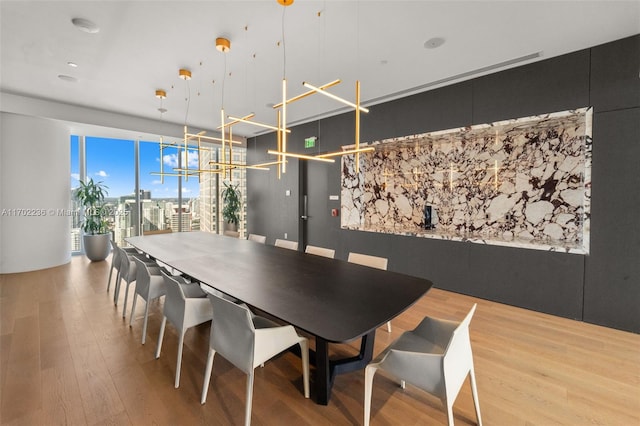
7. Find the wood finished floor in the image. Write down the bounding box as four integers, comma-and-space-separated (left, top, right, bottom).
1, 255, 639, 425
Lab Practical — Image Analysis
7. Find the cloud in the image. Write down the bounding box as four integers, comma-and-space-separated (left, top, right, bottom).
151, 179, 164, 185
95, 170, 109, 177
71, 173, 80, 181
163, 150, 199, 169
181, 187, 192, 194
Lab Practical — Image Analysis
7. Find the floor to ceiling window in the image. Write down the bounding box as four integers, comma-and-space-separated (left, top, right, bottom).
139, 140, 201, 235
85, 137, 135, 247
70, 135, 246, 253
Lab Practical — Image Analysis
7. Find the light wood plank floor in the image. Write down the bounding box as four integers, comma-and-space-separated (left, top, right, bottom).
1, 255, 639, 425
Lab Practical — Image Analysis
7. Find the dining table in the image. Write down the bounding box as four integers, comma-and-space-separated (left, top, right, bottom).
126, 231, 432, 405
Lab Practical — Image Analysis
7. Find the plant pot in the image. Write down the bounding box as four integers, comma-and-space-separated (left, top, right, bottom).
83, 233, 111, 262
223, 222, 238, 232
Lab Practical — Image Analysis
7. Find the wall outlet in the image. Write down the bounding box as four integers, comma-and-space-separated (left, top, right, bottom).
284, 232, 288, 239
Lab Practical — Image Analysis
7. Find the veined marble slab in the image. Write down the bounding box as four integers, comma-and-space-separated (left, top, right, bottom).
341, 108, 592, 254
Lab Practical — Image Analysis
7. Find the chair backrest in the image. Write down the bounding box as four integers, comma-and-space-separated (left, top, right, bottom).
443, 303, 477, 402
161, 271, 188, 330
118, 247, 134, 280
275, 239, 298, 251
111, 240, 122, 269
248, 233, 266, 244
305, 245, 335, 259
208, 293, 256, 374
133, 256, 152, 296
347, 252, 388, 270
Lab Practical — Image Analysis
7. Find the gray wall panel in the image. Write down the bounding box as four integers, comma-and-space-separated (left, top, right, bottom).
472, 50, 591, 124
248, 35, 640, 332
584, 108, 640, 331
590, 35, 640, 112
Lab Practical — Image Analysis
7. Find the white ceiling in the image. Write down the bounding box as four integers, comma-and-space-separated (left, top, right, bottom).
1, 1, 639, 139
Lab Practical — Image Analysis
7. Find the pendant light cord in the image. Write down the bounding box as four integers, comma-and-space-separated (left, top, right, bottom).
222, 54, 227, 109
281, 7, 287, 79
183, 78, 191, 126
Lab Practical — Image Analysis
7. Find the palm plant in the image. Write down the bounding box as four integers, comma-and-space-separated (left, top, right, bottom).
221, 181, 241, 226
75, 178, 110, 234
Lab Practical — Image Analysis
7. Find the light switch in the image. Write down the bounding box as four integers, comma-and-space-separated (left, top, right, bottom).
285, 190, 291, 196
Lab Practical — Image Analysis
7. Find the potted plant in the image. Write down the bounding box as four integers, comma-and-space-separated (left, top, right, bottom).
75, 178, 111, 261
221, 181, 241, 232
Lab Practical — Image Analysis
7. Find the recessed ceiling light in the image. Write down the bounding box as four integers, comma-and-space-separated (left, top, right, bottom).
424, 37, 445, 49
58, 74, 78, 83
71, 17, 99, 34
67, 61, 78, 68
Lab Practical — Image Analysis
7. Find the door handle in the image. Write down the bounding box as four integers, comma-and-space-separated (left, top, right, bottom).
301, 195, 308, 221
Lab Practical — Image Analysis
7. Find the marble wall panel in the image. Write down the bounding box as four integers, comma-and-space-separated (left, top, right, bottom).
341, 108, 592, 253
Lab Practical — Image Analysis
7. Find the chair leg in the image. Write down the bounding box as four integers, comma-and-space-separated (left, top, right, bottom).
155, 317, 166, 359
129, 294, 138, 326
469, 367, 482, 426
245, 371, 255, 426
141, 300, 150, 345
107, 264, 114, 292
122, 281, 133, 318
445, 397, 455, 426
175, 331, 185, 388
364, 364, 378, 426
386, 321, 392, 333
201, 348, 216, 404
114, 276, 121, 305
299, 339, 310, 398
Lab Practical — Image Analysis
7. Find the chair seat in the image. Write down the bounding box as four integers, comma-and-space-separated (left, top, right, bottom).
379, 332, 446, 358
252, 315, 279, 330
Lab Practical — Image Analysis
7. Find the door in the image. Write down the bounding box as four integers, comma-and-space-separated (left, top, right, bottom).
299, 160, 334, 252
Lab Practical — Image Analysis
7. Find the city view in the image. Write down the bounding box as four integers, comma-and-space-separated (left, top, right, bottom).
70, 136, 246, 252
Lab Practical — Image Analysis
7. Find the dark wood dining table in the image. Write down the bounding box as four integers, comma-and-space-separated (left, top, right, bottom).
126, 231, 432, 405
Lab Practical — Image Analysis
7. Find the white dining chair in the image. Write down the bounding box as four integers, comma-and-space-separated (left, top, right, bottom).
156, 271, 213, 388
348, 252, 391, 332
364, 304, 482, 426
114, 246, 158, 316
107, 240, 137, 293
305, 244, 335, 259
201, 293, 309, 426
275, 239, 298, 251
130, 257, 166, 344
248, 233, 266, 244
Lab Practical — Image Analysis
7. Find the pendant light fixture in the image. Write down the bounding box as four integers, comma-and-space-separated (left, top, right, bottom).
266, 1, 375, 173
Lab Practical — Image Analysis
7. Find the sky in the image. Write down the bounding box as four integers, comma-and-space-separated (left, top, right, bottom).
70, 136, 201, 199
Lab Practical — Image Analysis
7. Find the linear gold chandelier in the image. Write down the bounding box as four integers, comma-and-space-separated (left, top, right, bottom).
268, 79, 375, 173
264, 0, 374, 174
151, 0, 377, 182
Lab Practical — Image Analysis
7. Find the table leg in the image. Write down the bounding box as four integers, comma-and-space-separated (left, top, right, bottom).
314, 331, 376, 405
315, 337, 331, 405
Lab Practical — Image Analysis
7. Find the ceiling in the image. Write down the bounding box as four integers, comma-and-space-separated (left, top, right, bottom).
1, 1, 639, 140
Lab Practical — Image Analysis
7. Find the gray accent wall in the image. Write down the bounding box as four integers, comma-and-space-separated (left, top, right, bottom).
248, 35, 640, 333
